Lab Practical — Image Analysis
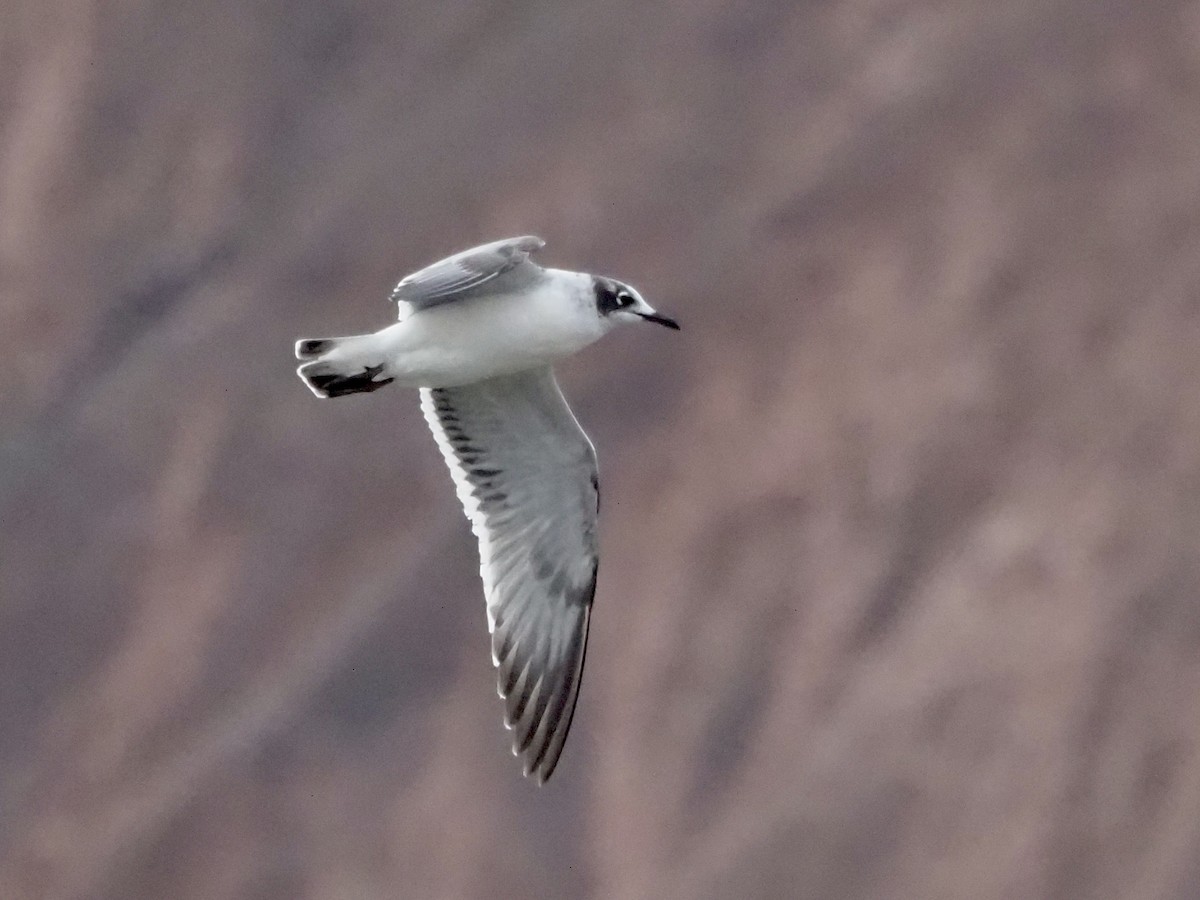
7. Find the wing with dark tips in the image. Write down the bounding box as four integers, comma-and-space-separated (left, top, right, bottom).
420, 366, 598, 783
391, 236, 545, 312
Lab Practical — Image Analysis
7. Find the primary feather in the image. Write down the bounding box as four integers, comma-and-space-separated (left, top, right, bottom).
420, 368, 597, 782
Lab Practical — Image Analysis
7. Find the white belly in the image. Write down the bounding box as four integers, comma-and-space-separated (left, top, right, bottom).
375, 281, 602, 388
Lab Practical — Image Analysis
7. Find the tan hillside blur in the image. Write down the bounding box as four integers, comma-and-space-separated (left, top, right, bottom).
3, 2, 1200, 897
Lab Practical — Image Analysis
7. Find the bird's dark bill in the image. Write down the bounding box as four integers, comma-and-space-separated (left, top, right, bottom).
639, 312, 680, 330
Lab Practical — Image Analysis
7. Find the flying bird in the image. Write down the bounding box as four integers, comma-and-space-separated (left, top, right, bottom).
295, 236, 679, 782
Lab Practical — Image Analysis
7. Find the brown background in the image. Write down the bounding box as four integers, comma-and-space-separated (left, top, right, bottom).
3, 1, 1200, 898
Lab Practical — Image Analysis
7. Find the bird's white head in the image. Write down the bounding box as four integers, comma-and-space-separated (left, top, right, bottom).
591, 276, 680, 332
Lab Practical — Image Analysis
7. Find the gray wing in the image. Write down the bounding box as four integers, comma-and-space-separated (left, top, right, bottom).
420, 367, 597, 783
391, 236, 546, 312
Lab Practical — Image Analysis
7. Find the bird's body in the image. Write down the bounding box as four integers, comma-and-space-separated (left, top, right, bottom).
294, 236, 677, 782
319, 269, 603, 389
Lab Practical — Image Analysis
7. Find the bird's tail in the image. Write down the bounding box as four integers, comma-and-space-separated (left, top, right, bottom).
295, 334, 394, 398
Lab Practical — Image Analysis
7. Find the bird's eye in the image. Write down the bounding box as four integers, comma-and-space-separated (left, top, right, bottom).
617, 292, 633, 307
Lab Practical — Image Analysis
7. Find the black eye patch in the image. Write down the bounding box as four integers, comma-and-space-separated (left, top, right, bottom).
593, 279, 627, 315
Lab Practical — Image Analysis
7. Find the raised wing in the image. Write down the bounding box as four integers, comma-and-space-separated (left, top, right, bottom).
391, 236, 546, 312
420, 367, 597, 783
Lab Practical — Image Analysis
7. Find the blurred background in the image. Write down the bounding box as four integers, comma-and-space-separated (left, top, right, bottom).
3, 1, 1200, 897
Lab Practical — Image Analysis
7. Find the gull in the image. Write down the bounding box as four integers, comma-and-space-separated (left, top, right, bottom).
294, 236, 679, 782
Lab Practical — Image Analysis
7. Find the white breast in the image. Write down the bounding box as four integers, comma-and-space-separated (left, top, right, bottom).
375, 270, 602, 388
